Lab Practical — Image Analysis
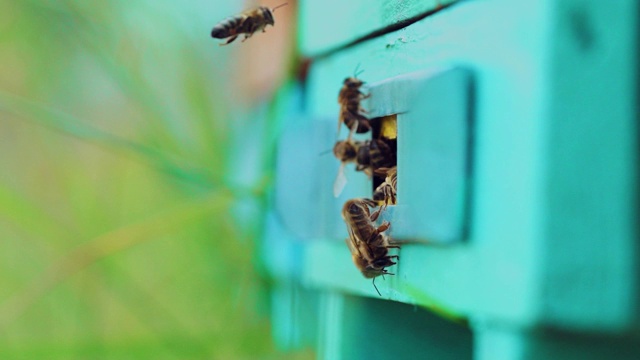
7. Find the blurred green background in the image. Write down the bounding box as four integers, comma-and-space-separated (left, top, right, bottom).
0, 0, 308, 358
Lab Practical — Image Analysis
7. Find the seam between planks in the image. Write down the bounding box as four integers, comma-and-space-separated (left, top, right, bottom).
306, 0, 467, 61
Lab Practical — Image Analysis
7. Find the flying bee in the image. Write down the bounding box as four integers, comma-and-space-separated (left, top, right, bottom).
211, 3, 288, 45
337, 73, 370, 135
342, 198, 399, 296
373, 166, 397, 207
333, 129, 396, 197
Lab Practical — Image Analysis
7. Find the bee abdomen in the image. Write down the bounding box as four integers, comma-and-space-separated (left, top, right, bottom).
351, 213, 369, 226
343, 113, 370, 133
369, 140, 393, 168
211, 16, 245, 38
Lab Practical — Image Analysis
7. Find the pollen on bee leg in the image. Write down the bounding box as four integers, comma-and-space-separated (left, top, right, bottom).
377, 221, 390, 233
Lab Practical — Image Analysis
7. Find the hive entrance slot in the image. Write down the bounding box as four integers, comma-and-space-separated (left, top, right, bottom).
370, 115, 398, 204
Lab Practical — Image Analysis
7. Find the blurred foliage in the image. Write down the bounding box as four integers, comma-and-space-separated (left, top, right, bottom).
0, 0, 311, 358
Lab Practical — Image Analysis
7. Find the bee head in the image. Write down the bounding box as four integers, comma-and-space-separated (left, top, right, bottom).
333, 140, 356, 161
344, 77, 364, 88
373, 189, 385, 202
261, 7, 275, 26
341, 199, 360, 216
361, 266, 386, 279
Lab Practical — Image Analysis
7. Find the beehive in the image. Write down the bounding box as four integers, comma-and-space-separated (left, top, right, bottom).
263, 1, 640, 358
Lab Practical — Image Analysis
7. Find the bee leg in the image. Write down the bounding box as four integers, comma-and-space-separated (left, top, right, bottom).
374, 221, 390, 233
373, 167, 390, 178
369, 206, 382, 221
364, 167, 373, 178
362, 198, 378, 208
220, 35, 239, 46
389, 255, 399, 260
380, 197, 389, 213
369, 201, 388, 222
241, 34, 252, 42
386, 188, 396, 206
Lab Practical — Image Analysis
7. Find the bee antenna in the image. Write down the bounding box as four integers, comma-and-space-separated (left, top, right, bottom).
353, 63, 364, 78
372, 278, 382, 296
272, 2, 288, 12
318, 148, 332, 156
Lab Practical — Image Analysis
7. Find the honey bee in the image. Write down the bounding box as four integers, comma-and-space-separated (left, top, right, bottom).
373, 166, 397, 207
346, 235, 399, 296
342, 198, 388, 243
210, 3, 288, 45
342, 198, 399, 296
333, 133, 396, 197
337, 75, 370, 135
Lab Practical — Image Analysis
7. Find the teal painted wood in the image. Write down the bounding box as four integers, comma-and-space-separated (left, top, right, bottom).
540, 0, 639, 331
298, 0, 640, 332
270, 282, 319, 351
305, 0, 549, 325
316, 293, 473, 360
298, 0, 455, 56
389, 68, 473, 243
475, 325, 640, 360
264, 0, 640, 358
301, 239, 473, 317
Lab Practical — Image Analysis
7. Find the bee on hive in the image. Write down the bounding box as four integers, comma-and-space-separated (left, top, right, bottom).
333, 127, 396, 197
342, 198, 399, 296
210, 3, 288, 45
373, 166, 397, 208
333, 138, 395, 197
337, 71, 370, 135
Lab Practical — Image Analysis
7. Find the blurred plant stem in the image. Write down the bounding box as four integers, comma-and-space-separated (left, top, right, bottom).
0, 0, 309, 358
0, 190, 233, 331
0, 91, 275, 200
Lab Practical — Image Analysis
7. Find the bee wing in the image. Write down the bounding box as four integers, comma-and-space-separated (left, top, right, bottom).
346, 227, 364, 257
333, 163, 348, 197
345, 234, 358, 256
350, 226, 377, 260
348, 120, 358, 141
